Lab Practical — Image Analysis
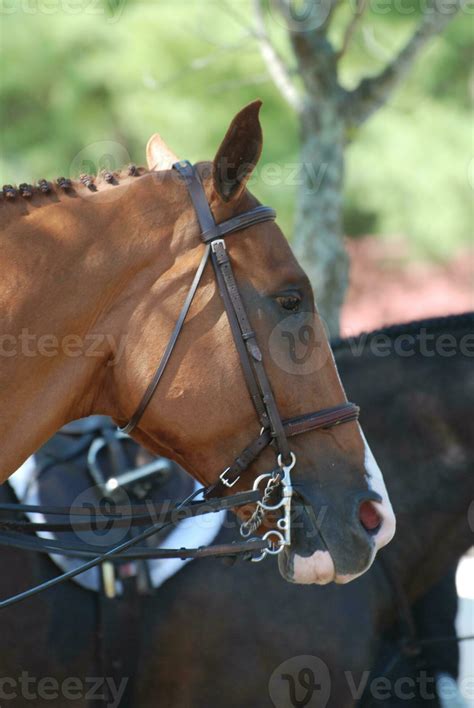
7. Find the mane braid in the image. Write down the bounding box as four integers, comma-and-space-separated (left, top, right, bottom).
331, 312, 474, 352
0, 164, 148, 205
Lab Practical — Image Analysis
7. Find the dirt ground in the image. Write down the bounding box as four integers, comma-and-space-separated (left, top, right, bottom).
340, 237, 473, 336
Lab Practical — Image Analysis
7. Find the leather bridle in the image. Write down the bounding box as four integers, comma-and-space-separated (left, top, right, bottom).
0, 161, 359, 609
120, 160, 359, 548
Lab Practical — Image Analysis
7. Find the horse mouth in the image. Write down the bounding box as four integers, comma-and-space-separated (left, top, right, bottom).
278, 545, 336, 585
276, 493, 384, 585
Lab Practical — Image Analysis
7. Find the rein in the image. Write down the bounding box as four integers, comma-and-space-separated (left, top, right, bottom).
0, 161, 359, 608
0, 488, 268, 610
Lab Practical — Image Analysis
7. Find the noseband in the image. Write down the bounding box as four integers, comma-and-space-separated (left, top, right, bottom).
120, 161, 359, 557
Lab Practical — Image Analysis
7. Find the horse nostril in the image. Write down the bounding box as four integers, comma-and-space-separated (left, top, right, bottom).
359, 500, 382, 535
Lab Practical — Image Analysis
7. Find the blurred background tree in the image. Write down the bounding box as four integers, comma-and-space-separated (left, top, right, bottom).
254, 0, 466, 334
0, 0, 471, 332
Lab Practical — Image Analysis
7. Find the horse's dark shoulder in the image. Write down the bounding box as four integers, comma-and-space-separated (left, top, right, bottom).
133, 521, 379, 708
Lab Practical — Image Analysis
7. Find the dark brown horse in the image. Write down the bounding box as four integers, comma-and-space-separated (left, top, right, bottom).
0, 101, 394, 583
130, 313, 474, 708
0, 313, 471, 707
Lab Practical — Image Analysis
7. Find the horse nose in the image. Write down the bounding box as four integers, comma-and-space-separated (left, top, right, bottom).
353, 490, 383, 537
359, 499, 382, 535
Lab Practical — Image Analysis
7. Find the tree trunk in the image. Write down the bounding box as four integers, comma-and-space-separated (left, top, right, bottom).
293, 102, 348, 337
262, 0, 461, 336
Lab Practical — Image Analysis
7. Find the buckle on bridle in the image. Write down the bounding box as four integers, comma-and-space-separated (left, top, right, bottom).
219, 467, 240, 488
211, 238, 226, 253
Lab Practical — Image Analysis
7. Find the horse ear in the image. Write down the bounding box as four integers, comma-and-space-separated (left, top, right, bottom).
146, 133, 178, 171
213, 100, 263, 202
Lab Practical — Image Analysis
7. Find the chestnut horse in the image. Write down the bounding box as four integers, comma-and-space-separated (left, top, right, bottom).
0, 101, 395, 583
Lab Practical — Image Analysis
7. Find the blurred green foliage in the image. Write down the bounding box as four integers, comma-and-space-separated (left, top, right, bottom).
0, 0, 471, 259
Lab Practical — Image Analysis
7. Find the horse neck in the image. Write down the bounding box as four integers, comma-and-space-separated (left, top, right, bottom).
387, 365, 472, 599
377, 347, 472, 617
0, 172, 171, 479
385, 508, 470, 596
365, 476, 470, 651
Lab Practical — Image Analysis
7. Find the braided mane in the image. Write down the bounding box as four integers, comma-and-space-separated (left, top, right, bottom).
1, 164, 149, 206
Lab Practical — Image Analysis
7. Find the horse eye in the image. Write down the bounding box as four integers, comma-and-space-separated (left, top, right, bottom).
275, 293, 302, 312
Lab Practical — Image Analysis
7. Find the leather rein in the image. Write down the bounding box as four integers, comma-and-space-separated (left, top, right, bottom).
0, 161, 359, 609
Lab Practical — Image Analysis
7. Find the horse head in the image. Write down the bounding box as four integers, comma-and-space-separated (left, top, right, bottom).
103, 101, 396, 583
1, 101, 395, 584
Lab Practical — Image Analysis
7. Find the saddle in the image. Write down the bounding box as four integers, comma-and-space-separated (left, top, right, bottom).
9, 417, 226, 596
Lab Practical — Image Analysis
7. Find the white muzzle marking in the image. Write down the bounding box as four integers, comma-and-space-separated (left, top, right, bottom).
290, 428, 396, 585
360, 426, 396, 550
